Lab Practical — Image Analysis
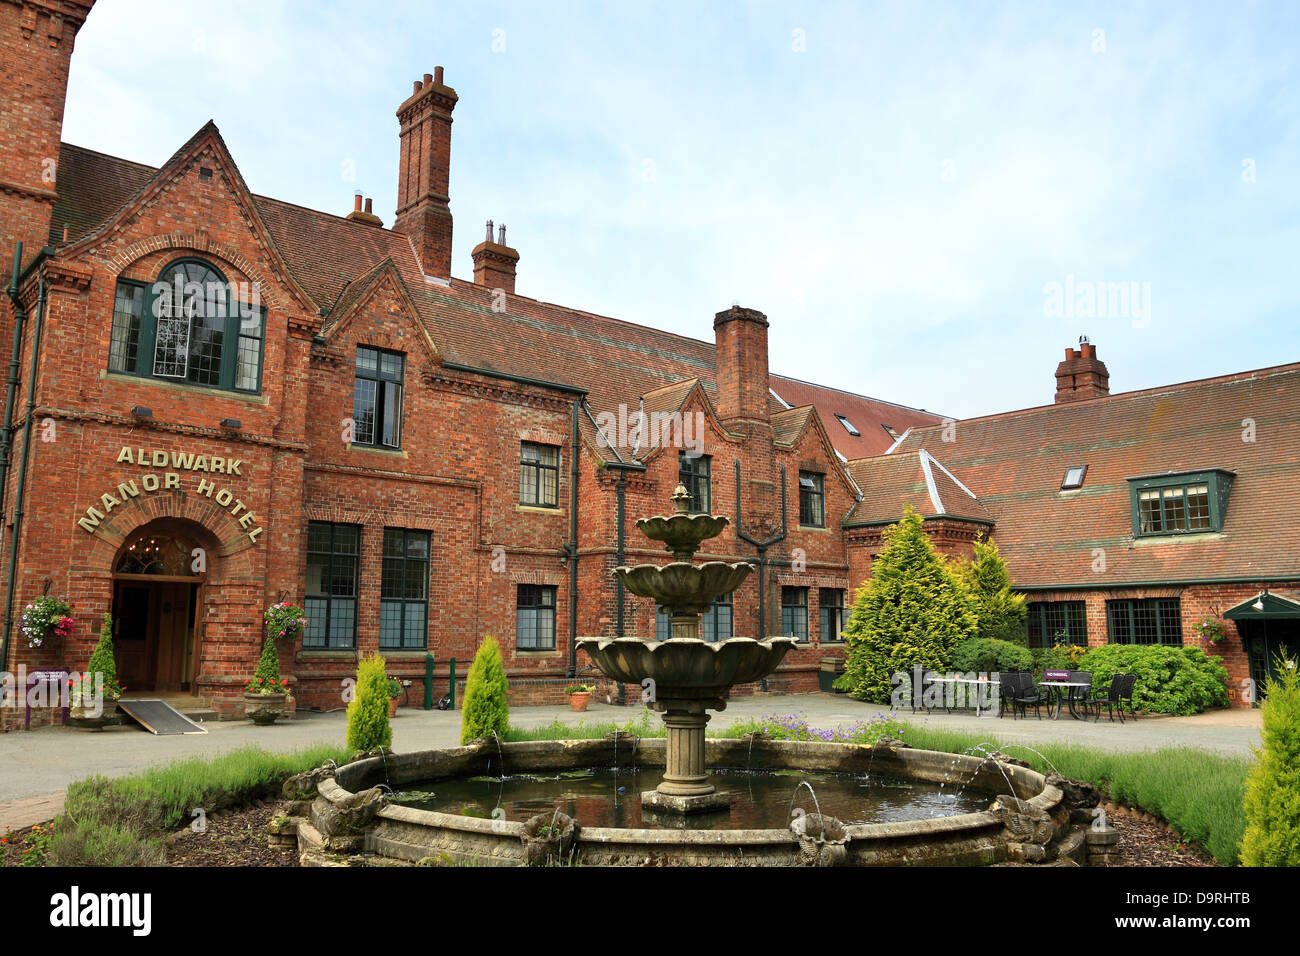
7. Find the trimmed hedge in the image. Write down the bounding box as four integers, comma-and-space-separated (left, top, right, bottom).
950, 637, 1033, 674
1078, 644, 1229, 715
346, 652, 392, 752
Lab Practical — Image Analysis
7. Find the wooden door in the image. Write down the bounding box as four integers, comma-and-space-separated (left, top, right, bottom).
114, 584, 153, 691
154, 583, 192, 693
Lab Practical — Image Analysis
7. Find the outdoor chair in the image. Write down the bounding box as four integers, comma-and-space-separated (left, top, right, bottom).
1087, 674, 1127, 722
997, 672, 1018, 718
1009, 672, 1049, 720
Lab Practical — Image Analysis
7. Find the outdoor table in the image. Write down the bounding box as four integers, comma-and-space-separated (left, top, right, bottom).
1036, 680, 1093, 720
927, 676, 998, 717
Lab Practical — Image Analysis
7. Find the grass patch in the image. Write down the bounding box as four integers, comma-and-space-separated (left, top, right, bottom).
50, 744, 349, 866
503, 708, 662, 742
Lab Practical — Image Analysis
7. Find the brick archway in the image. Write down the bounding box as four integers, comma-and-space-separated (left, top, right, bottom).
81, 492, 258, 578
106, 232, 293, 314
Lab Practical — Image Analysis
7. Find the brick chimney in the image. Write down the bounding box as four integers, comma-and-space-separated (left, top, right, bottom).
1055, 336, 1110, 403
713, 305, 771, 427
0, 0, 96, 270
392, 68, 457, 278
471, 220, 519, 294
346, 192, 383, 227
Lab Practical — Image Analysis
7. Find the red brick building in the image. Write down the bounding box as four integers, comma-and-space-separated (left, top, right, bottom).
1, 2, 1291, 730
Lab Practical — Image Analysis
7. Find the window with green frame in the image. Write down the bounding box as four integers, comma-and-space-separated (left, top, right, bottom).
679, 452, 711, 513
819, 588, 846, 642
782, 586, 809, 642
1127, 470, 1234, 537
353, 346, 404, 449
379, 528, 430, 650
1106, 597, 1183, 646
799, 472, 825, 527
655, 595, 732, 642
1026, 601, 1088, 648
109, 258, 264, 393
303, 522, 359, 649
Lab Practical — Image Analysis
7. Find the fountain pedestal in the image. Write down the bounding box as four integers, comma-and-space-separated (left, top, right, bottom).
641, 699, 732, 814
578, 483, 796, 816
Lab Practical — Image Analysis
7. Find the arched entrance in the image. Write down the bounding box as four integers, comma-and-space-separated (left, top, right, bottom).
111, 523, 207, 694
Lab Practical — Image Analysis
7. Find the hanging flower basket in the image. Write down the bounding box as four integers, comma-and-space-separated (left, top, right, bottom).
20, 595, 74, 650
265, 602, 308, 642
1194, 617, 1228, 648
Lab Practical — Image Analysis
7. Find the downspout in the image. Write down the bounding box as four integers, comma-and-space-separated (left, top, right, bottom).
734, 459, 788, 641
615, 466, 627, 704
1, 257, 49, 679
1, 242, 29, 522
565, 398, 580, 679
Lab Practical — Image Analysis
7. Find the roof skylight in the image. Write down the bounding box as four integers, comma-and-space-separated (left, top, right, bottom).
834, 413, 861, 436
1061, 465, 1088, 490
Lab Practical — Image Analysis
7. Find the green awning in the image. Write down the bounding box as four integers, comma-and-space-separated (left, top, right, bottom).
1224, 592, 1300, 621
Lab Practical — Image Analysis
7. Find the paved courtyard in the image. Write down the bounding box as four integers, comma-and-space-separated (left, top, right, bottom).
0, 693, 1261, 831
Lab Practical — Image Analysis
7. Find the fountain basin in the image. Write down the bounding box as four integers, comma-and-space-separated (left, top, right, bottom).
575, 636, 797, 700
303, 738, 1074, 867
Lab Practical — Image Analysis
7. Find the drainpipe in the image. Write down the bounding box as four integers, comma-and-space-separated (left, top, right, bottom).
1, 242, 29, 523
1, 256, 50, 678
734, 459, 788, 641
565, 399, 580, 679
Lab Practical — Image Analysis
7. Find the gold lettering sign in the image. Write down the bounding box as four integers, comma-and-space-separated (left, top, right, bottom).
77, 447, 263, 544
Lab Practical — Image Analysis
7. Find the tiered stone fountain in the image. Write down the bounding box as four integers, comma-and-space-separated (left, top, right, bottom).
577, 484, 796, 813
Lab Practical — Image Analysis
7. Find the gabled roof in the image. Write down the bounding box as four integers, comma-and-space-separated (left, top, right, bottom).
871, 362, 1300, 587
46, 139, 933, 459
846, 449, 993, 526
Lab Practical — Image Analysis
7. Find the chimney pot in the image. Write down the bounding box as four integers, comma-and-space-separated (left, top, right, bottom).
434, 66, 444, 84
498, 223, 506, 245
364, 197, 373, 214
485, 219, 493, 242
423, 73, 433, 86
353, 193, 363, 212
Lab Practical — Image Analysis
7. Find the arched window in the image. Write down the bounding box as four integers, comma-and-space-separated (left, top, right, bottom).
115, 533, 200, 576
109, 257, 265, 393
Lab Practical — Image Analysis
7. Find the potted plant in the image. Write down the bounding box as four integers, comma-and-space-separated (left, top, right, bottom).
1194, 617, 1227, 649
68, 613, 123, 730
265, 601, 308, 643
386, 678, 403, 717
20, 593, 74, 651
565, 683, 594, 712
244, 634, 290, 725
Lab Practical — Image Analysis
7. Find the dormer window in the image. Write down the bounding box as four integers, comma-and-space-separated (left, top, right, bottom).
834, 413, 861, 436
1061, 465, 1087, 490
1128, 469, 1234, 537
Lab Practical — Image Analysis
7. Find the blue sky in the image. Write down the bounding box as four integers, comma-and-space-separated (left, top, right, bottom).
62, 1, 1299, 419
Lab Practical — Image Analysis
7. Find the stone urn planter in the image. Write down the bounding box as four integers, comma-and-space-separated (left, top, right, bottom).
243, 692, 287, 726
521, 810, 578, 866
68, 696, 119, 731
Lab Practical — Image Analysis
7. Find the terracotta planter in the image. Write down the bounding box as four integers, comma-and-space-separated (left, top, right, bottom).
244, 692, 288, 726
68, 696, 118, 731
388, 697, 400, 717
568, 692, 591, 713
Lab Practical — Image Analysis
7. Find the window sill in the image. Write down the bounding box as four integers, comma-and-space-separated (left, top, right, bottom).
797, 525, 829, 533
515, 649, 561, 658
378, 650, 431, 659
347, 444, 408, 459
100, 369, 270, 405
1132, 530, 1225, 545
516, 505, 564, 515
298, 650, 358, 659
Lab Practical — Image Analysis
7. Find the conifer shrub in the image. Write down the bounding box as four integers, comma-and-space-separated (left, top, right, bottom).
461, 635, 510, 744
346, 652, 392, 752
955, 538, 1027, 644
840, 506, 977, 704
1078, 644, 1228, 715
83, 612, 122, 699
245, 633, 288, 694
1241, 655, 1300, 866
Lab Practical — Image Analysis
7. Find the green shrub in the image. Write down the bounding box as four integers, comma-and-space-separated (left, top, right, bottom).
840, 506, 977, 704
246, 633, 287, 694
951, 637, 1033, 674
1032, 641, 1087, 675
346, 652, 393, 752
83, 613, 122, 698
1077, 644, 1229, 715
954, 539, 1027, 644
1241, 655, 1300, 866
461, 635, 510, 744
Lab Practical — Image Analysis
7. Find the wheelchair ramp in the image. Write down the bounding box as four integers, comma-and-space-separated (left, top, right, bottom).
117, 698, 208, 735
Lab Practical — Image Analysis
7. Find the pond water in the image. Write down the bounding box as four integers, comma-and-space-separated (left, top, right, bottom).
387, 768, 992, 830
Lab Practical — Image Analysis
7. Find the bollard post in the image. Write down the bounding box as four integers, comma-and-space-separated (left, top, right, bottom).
424, 653, 434, 710
449, 657, 456, 710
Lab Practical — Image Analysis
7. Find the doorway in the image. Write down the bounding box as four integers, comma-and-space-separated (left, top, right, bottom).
1243, 619, 1300, 706
112, 531, 204, 696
